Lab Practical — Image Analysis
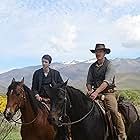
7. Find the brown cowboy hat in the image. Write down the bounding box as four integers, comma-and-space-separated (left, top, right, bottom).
90, 43, 111, 54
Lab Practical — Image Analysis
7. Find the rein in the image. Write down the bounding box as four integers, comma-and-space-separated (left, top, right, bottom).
58, 88, 95, 127
11, 115, 38, 125
58, 101, 94, 127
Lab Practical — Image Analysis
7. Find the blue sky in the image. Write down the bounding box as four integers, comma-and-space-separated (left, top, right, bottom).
0, 0, 140, 73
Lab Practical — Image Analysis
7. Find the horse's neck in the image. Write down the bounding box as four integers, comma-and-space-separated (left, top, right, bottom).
20, 96, 36, 122
68, 88, 92, 119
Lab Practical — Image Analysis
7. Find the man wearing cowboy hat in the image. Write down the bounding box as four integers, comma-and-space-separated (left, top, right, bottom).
86, 43, 126, 140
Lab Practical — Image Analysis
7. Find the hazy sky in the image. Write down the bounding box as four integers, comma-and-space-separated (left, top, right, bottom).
0, 0, 140, 72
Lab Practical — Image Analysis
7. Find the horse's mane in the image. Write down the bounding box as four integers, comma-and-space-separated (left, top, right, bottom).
23, 84, 45, 114
66, 86, 92, 104
8, 82, 45, 115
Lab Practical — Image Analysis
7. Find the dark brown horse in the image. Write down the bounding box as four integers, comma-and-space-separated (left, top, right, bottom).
47, 81, 139, 140
4, 78, 56, 140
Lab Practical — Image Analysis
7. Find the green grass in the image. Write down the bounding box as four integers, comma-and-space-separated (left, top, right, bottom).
2, 127, 21, 140
117, 90, 140, 105
0, 114, 21, 140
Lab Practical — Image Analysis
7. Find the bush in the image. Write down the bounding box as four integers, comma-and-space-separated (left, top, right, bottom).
0, 95, 7, 113
117, 90, 140, 105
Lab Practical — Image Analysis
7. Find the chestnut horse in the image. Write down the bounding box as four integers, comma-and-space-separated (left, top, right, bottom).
4, 78, 56, 140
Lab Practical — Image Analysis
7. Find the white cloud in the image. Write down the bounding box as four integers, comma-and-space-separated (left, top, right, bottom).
0, 0, 140, 73
115, 15, 140, 48
49, 22, 77, 52
105, 0, 136, 7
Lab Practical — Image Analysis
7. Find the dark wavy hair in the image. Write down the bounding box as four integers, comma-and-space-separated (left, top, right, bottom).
42, 54, 52, 63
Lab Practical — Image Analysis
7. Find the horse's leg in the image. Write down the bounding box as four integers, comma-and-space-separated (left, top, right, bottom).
54, 131, 61, 140
55, 126, 71, 140
127, 120, 140, 140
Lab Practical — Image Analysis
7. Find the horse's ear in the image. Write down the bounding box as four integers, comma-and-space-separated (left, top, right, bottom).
61, 79, 68, 88
11, 78, 15, 83
20, 77, 24, 86
64, 79, 69, 86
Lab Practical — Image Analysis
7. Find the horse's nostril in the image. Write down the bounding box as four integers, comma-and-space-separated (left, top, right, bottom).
4, 110, 12, 120
7, 112, 12, 116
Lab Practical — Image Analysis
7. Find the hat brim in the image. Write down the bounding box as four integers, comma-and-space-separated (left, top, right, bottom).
90, 48, 111, 54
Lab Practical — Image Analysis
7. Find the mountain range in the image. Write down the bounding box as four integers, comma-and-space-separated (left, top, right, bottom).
0, 57, 140, 93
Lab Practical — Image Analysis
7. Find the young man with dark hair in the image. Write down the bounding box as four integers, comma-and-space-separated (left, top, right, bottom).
32, 54, 64, 101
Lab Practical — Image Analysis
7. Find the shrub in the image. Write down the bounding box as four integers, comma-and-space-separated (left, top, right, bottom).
117, 90, 140, 105
0, 95, 7, 113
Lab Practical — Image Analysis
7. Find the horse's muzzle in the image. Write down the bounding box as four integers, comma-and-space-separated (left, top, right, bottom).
47, 114, 61, 126
47, 114, 55, 124
4, 108, 14, 121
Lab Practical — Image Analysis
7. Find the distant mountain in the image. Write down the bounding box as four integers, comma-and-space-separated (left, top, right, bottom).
0, 58, 140, 93
64, 60, 82, 64
113, 58, 140, 73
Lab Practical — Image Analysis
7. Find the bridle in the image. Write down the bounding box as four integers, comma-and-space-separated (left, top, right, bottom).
11, 115, 38, 125
56, 88, 95, 127
9, 86, 38, 125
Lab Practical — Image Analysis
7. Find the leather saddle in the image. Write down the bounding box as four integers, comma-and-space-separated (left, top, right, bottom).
95, 95, 139, 140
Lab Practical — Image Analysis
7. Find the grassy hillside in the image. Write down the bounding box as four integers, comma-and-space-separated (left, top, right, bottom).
116, 73, 140, 90
118, 90, 140, 105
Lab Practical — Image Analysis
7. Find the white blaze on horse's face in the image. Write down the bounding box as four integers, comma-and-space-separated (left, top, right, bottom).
5, 107, 10, 117
10, 90, 13, 95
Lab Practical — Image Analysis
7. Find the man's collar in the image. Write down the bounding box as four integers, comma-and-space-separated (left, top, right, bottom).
95, 57, 106, 67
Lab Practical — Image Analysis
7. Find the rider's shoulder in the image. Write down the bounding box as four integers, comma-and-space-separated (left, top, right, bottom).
49, 68, 60, 74
34, 68, 43, 74
89, 61, 97, 69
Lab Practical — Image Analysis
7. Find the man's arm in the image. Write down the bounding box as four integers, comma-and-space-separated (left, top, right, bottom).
31, 71, 43, 101
31, 71, 39, 96
90, 82, 108, 99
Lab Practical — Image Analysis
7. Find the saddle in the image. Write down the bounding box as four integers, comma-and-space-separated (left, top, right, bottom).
95, 98, 117, 140
41, 98, 51, 112
118, 96, 139, 125
95, 94, 139, 140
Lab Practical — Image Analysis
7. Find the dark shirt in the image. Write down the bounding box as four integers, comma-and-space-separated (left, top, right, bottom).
87, 58, 115, 89
32, 68, 64, 97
